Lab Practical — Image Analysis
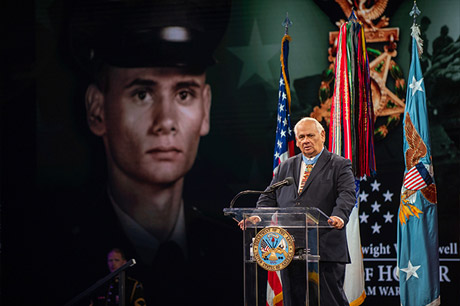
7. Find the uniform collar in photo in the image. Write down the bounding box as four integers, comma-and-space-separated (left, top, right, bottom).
107, 187, 188, 264
302, 147, 324, 165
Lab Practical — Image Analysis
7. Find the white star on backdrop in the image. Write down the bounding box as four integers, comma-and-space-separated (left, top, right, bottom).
383, 211, 394, 223
409, 76, 424, 96
359, 190, 369, 202
228, 22, 280, 87
371, 222, 382, 234
370, 179, 381, 192
383, 190, 394, 202
359, 211, 369, 223
371, 201, 381, 213
280, 130, 286, 138
400, 260, 421, 281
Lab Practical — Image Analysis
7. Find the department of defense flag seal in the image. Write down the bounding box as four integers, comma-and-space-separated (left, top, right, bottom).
253, 227, 295, 271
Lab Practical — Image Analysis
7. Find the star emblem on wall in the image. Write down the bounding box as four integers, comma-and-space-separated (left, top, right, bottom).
371, 201, 381, 213
359, 190, 369, 202
370, 179, 381, 191
382, 190, 394, 202
228, 21, 280, 87
383, 211, 394, 223
359, 211, 369, 223
371, 222, 382, 234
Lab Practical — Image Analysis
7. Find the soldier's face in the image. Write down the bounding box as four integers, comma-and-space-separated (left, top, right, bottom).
295, 121, 325, 158
107, 250, 126, 273
88, 67, 211, 185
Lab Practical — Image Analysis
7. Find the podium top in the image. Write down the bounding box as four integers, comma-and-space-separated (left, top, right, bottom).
223, 207, 333, 228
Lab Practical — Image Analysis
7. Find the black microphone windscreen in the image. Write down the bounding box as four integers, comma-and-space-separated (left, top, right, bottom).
285, 177, 295, 185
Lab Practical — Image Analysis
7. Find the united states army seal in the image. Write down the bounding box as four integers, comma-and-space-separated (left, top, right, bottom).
253, 227, 295, 271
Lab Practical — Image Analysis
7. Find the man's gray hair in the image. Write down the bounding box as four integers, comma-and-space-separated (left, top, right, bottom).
294, 117, 324, 136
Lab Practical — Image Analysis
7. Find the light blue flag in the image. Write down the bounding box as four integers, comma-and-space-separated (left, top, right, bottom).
397, 32, 440, 306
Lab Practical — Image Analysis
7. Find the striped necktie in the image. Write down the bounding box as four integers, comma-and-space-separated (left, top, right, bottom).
298, 164, 313, 194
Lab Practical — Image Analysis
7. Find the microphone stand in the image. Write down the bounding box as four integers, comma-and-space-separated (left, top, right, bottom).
227, 188, 280, 223
226, 177, 293, 220
229, 190, 271, 209
64, 259, 136, 306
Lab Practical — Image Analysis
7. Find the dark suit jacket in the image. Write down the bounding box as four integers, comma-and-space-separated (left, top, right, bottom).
41, 190, 242, 306
256, 149, 356, 263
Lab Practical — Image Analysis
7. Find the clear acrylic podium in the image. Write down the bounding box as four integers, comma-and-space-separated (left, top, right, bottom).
223, 207, 333, 306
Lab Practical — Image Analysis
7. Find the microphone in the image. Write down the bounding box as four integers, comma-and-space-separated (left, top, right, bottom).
265, 177, 295, 192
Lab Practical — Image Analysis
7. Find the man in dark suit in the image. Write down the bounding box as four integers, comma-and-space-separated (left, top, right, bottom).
239, 117, 355, 306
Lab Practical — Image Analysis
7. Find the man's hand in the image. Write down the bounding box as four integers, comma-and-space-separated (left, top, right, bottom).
238, 216, 261, 230
328, 216, 344, 229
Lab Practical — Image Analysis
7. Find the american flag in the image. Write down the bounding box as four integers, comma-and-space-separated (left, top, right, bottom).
261, 238, 270, 253
266, 33, 294, 306
272, 35, 295, 174
403, 162, 433, 190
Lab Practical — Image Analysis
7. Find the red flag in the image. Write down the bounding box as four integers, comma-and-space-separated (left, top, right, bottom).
266, 271, 283, 306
